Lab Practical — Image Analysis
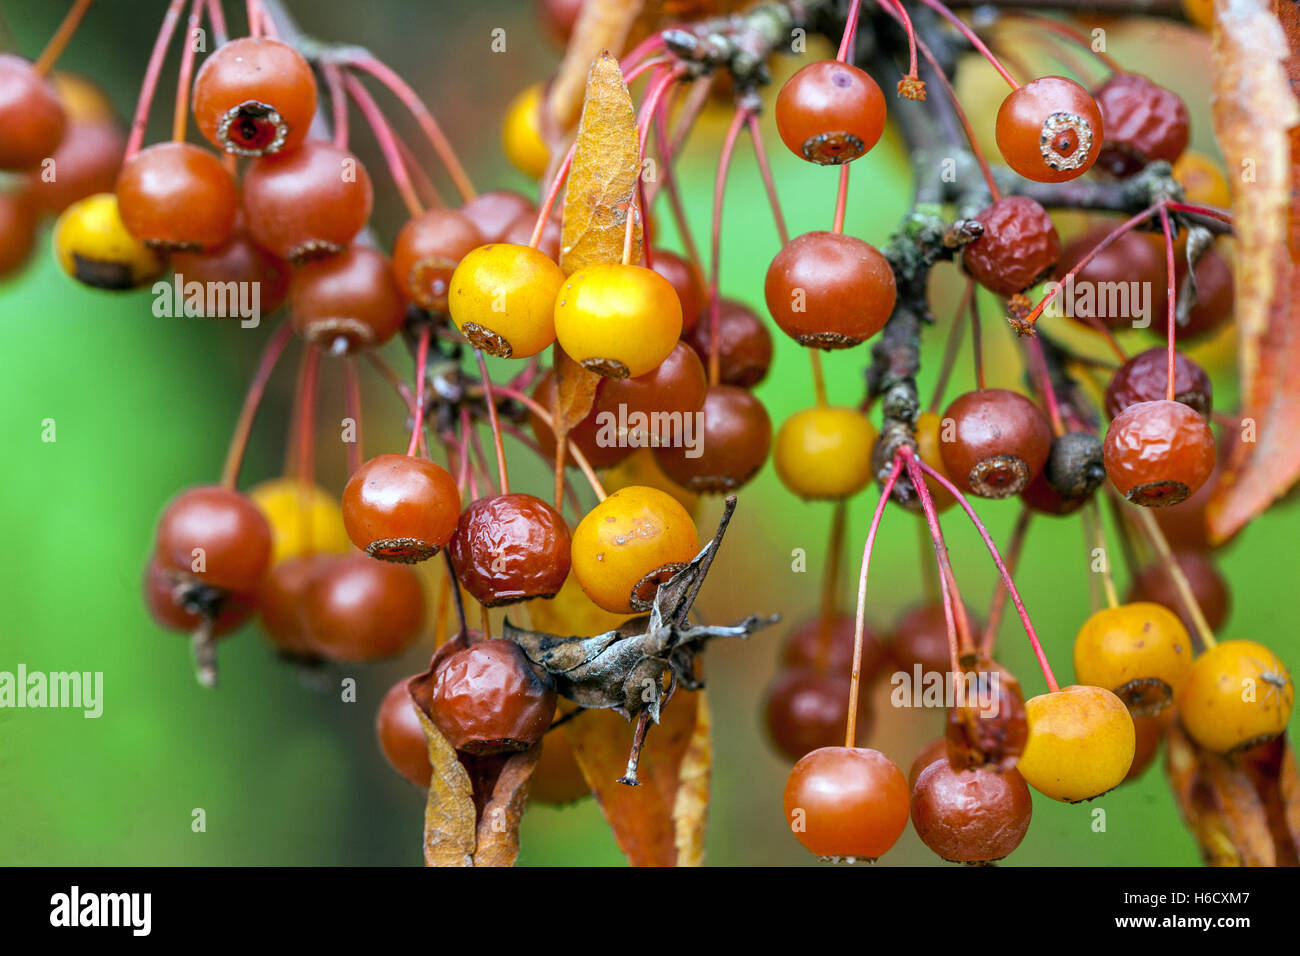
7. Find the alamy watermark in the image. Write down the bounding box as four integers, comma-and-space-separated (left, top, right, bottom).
152, 273, 261, 328
593, 404, 704, 458
889, 665, 1001, 717
0, 665, 102, 718
1040, 274, 1152, 328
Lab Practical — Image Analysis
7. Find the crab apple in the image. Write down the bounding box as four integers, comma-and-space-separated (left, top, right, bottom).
1124, 709, 1174, 783
170, 219, 292, 317
775, 60, 886, 165
1021, 470, 1085, 516
501, 82, 549, 180
910, 760, 1033, 864
0, 190, 36, 277
302, 554, 425, 661
1093, 72, 1190, 178
1072, 602, 1193, 714
554, 263, 682, 378
1127, 550, 1230, 633
526, 571, 631, 639
653, 385, 771, 493
1105, 347, 1212, 420
1017, 685, 1135, 802
1043, 431, 1106, 501
1162, 248, 1235, 342
342, 453, 461, 563
1103, 400, 1215, 507
448, 493, 571, 606
256, 552, 334, 657
289, 246, 406, 353
377, 677, 432, 787
908, 738, 952, 789
52, 192, 162, 289
600, 340, 709, 445
448, 243, 564, 358
892, 603, 983, 674
961, 196, 1060, 297
459, 189, 535, 244
1055, 228, 1167, 330
24, 118, 124, 216
393, 208, 483, 314
425, 638, 557, 754
944, 657, 1029, 773
155, 485, 273, 592
995, 76, 1104, 183
686, 298, 773, 388
570, 486, 699, 614
651, 250, 706, 335
116, 142, 237, 251
192, 37, 317, 157
527, 368, 633, 470
0, 54, 66, 170
1173, 151, 1232, 208
764, 231, 896, 349
143, 557, 255, 637
765, 669, 872, 761
939, 389, 1053, 499
782, 613, 889, 684
248, 478, 351, 566
1176, 640, 1294, 753
775, 406, 877, 501
783, 747, 910, 861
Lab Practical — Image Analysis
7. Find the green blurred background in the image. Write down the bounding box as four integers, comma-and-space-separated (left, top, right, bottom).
1, 1, 1295, 866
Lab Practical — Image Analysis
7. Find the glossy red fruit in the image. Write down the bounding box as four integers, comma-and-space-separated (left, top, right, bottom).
908, 738, 952, 789
459, 190, 534, 243
1166, 248, 1234, 341
653, 384, 771, 493
502, 210, 560, 261
775, 60, 886, 164
192, 37, 318, 156
1056, 228, 1167, 331
651, 249, 705, 334
0, 54, 66, 170
449, 493, 571, 606
892, 603, 984, 673
116, 142, 238, 251
765, 669, 872, 761
1093, 72, 1190, 178
289, 246, 405, 353
781, 613, 889, 683
341, 453, 462, 562
303, 554, 425, 660
995, 75, 1104, 182
783, 746, 910, 861
377, 677, 432, 787
392, 208, 482, 313
1103, 400, 1216, 506
765, 231, 896, 348
910, 761, 1033, 863
242, 140, 373, 262
256, 552, 332, 656
426, 638, 557, 753
1128, 550, 1230, 633
171, 218, 292, 316
0, 189, 36, 277
962, 196, 1060, 297
599, 340, 708, 444
939, 389, 1053, 498
686, 298, 773, 388
155, 485, 273, 592
25, 119, 124, 215
143, 557, 256, 636
1105, 347, 1211, 419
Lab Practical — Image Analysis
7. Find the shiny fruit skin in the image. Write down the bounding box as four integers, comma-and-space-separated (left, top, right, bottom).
686, 298, 773, 387
448, 493, 572, 606
910, 761, 1032, 863
782, 613, 889, 683
1055, 228, 1167, 331
377, 678, 432, 787
501, 83, 550, 179
783, 746, 910, 861
775, 60, 886, 165
1093, 72, 1190, 178
962, 197, 1060, 296
600, 340, 708, 441
155, 485, 273, 592
1072, 602, 1193, 714
25, 119, 124, 216
303, 554, 425, 660
995, 76, 1104, 183
653, 384, 771, 493
116, 142, 238, 251
248, 478, 351, 565
554, 263, 682, 378
52, 192, 163, 289
0, 55, 66, 170
0, 190, 36, 277
143, 557, 255, 636
170, 220, 291, 316
392, 208, 483, 313
775, 406, 877, 500
1105, 347, 1212, 420
939, 389, 1053, 498
1127, 550, 1230, 632
289, 246, 406, 353
651, 249, 705, 335
1018, 685, 1135, 802
571, 485, 700, 614
1177, 640, 1294, 753
765, 669, 871, 761
242, 140, 373, 262
764, 231, 896, 349
192, 37, 317, 156
908, 737, 952, 789
256, 552, 332, 656
448, 243, 564, 358
341, 453, 461, 562
427, 638, 557, 753
1103, 400, 1216, 507
459, 190, 534, 244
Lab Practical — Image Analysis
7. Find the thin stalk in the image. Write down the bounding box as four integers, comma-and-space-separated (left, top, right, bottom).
220, 323, 294, 489
124, 0, 187, 162
34, 0, 95, 75
474, 350, 510, 495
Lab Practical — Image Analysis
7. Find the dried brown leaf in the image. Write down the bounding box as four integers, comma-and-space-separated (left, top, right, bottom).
1206, 0, 1300, 542
409, 674, 477, 868
549, 344, 601, 501
672, 691, 711, 867
472, 745, 543, 868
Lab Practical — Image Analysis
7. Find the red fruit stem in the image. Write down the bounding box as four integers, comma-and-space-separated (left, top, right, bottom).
905, 456, 966, 675
970, 286, 987, 391
929, 279, 972, 413
220, 322, 294, 489
621, 31, 668, 73
406, 325, 431, 457
623, 55, 672, 86
494, 385, 607, 502
345, 73, 423, 219
34, 0, 95, 76
747, 113, 790, 246
1000, 12, 1121, 73
1024, 334, 1065, 436
1083, 499, 1119, 608
654, 86, 704, 272
343, 356, 363, 476
912, 454, 1061, 692
917, 518, 941, 604
813, 501, 847, 674
1126, 501, 1218, 651
979, 506, 1031, 654
293, 346, 321, 491
832, 165, 850, 235
836, 0, 864, 62
1166, 200, 1232, 224
914, 0, 1020, 89
205, 0, 228, 45
345, 54, 476, 202
474, 349, 510, 496
1157, 201, 1177, 403
530, 140, 575, 250
844, 455, 904, 747
396, 136, 444, 209
321, 62, 349, 150
459, 407, 481, 501
255, 0, 277, 38
171, 0, 204, 143
498, 422, 582, 514
879, 0, 920, 80
246, 0, 261, 38
124, 0, 187, 163
706, 107, 750, 387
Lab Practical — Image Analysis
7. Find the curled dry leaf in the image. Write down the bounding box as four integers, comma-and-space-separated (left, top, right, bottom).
1205, 0, 1300, 543
549, 344, 601, 502
471, 746, 544, 867
672, 690, 712, 867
